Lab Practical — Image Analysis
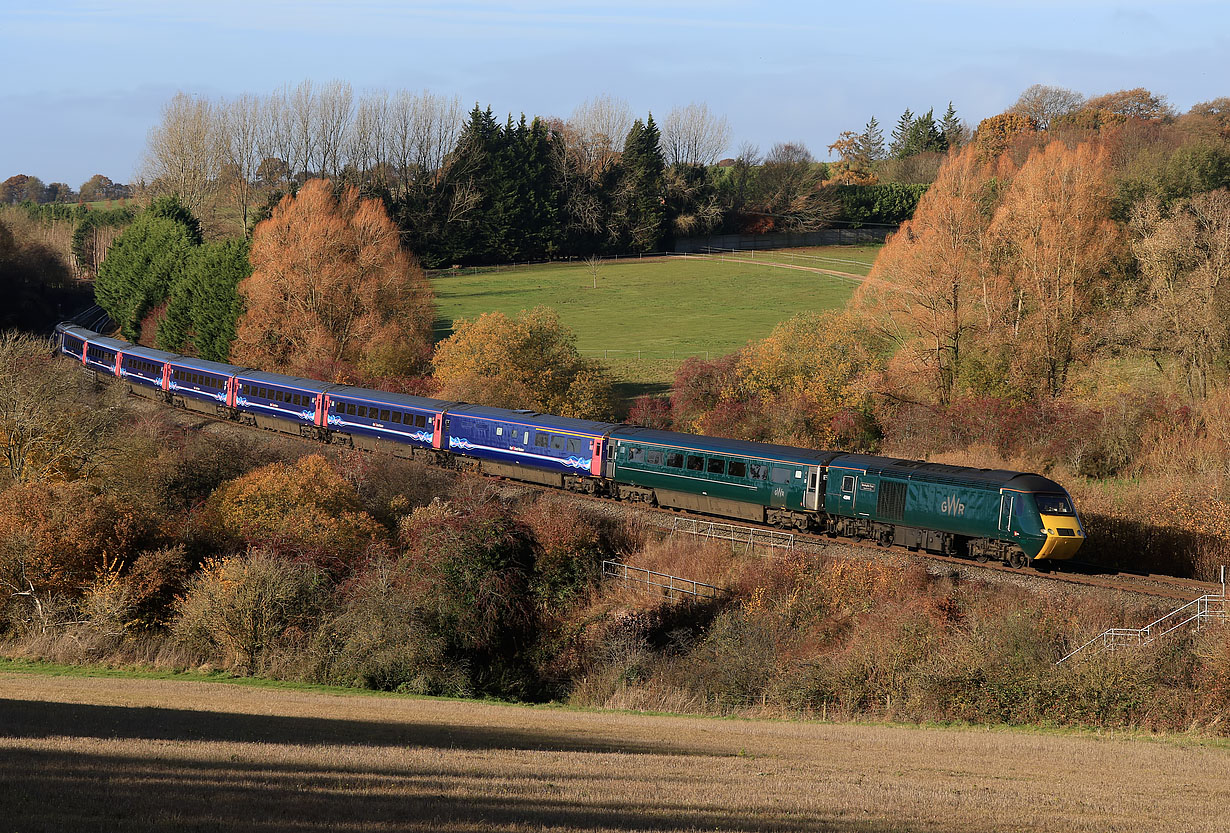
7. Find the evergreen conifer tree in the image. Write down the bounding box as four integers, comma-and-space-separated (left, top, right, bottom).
858, 116, 886, 162
890, 109, 914, 158
616, 115, 666, 252
940, 102, 963, 149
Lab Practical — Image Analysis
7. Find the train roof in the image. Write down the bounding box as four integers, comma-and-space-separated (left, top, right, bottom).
236, 369, 337, 394
610, 426, 840, 465
119, 344, 180, 362
165, 355, 242, 376
829, 453, 1065, 492
328, 385, 457, 411
446, 403, 619, 436
83, 334, 131, 352
59, 324, 97, 339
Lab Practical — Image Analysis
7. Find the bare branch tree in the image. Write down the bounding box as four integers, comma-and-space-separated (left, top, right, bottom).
140, 92, 223, 213
1010, 84, 1086, 130
661, 102, 731, 167
585, 253, 602, 289
221, 94, 263, 235
568, 94, 633, 177
316, 80, 354, 179
289, 80, 318, 182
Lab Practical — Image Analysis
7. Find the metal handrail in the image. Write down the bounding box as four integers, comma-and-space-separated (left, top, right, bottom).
1057, 594, 1228, 664
669, 516, 795, 553
601, 560, 726, 600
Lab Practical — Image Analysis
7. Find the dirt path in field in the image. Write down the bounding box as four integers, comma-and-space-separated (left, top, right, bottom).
1, 670, 1228, 832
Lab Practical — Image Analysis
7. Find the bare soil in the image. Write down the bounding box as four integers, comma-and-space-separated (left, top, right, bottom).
1, 671, 1227, 832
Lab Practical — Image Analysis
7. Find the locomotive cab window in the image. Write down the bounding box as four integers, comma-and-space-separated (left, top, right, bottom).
1036, 494, 1074, 515
841, 475, 855, 492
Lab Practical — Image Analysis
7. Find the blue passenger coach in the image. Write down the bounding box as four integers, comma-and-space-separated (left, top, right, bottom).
235, 370, 334, 436
167, 356, 237, 414
118, 344, 177, 394
324, 387, 453, 456
442, 405, 617, 488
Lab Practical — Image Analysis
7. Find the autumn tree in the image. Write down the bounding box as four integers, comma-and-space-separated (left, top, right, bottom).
432, 307, 616, 419
1131, 190, 1230, 399
973, 112, 1037, 161
1084, 88, 1175, 122
752, 142, 835, 231
210, 454, 385, 573
989, 141, 1122, 395
174, 548, 323, 674
0, 332, 115, 484
232, 178, 434, 380
857, 146, 1003, 403
827, 131, 877, 185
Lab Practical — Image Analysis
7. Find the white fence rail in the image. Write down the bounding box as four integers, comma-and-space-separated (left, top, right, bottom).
1058, 593, 1228, 664
601, 560, 726, 600
669, 516, 796, 554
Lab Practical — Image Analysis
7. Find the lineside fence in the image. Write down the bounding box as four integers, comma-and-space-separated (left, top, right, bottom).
602, 560, 727, 600
669, 517, 795, 554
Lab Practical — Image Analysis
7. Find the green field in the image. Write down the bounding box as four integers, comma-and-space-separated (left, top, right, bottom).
429, 245, 879, 393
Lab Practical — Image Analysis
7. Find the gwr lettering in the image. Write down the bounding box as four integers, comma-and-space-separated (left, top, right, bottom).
941, 495, 966, 516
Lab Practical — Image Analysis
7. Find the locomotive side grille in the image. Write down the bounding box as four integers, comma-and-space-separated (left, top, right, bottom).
877, 480, 907, 521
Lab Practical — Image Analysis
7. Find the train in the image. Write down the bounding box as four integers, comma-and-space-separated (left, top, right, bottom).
54, 322, 1086, 568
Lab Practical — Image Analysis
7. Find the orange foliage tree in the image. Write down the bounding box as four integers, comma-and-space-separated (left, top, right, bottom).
232, 179, 434, 381
989, 141, 1122, 395
432, 307, 615, 419
857, 146, 1008, 403
210, 454, 385, 573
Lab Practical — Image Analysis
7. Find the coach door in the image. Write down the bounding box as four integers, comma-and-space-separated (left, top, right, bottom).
804, 466, 821, 511
998, 493, 1014, 532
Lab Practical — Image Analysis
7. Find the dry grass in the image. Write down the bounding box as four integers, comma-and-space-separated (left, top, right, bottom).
2, 671, 1228, 832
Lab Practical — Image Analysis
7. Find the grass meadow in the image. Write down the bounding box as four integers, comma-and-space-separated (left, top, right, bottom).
2, 667, 1227, 832
428, 246, 877, 391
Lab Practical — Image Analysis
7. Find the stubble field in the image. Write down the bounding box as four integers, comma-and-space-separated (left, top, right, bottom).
2, 669, 1227, 832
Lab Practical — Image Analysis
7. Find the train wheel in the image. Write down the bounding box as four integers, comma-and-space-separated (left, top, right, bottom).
1007, 551, 1027, 569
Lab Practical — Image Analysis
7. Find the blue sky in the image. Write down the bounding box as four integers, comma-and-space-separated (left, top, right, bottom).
3, 0, 1228, 187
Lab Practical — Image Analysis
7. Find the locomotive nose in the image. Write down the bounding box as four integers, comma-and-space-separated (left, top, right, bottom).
1035, 515, 1085, 559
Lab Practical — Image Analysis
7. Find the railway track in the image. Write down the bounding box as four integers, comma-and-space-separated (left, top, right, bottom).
112, 378, 1218, 604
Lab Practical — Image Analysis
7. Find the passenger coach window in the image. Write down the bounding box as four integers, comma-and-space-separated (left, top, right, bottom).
749, 463, 767, 480
686, 456, 704, 472
417, 415, 427, 428
666, 452, 684, 468
647, 450, 662, 466
629, 448, 644, 463
392, 412, 402, 424
771, 467, 791, 484
568, 438, 582, 454
535, 433, 550, 448
729, 460, 747, 478
551, 435, 566, 451
380, 409, 390, 421
707, 458, 726, 475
